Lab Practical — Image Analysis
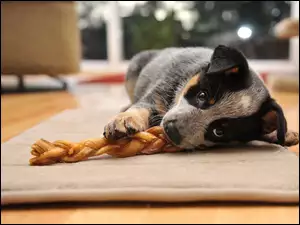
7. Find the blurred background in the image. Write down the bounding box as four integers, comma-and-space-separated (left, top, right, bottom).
78, 1, 299, 75
80, 1, 292, 60
1, 1, 299, 93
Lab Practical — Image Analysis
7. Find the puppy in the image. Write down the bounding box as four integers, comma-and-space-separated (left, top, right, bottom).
104, 45, 299, 150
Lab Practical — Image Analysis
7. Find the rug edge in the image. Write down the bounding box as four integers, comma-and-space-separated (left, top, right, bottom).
2, 188, 299, 205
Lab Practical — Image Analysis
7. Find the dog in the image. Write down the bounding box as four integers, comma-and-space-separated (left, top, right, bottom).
103, 45, 299, 150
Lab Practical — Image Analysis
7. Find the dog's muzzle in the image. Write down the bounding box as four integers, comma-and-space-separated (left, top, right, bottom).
163, 120, 182, 145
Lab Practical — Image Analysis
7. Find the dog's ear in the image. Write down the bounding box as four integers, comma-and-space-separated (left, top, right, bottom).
206, 45, 251, 91
260, 99, 289, 145
207, 45, 249, 76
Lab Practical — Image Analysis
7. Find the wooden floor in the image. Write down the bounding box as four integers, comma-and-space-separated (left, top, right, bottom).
1, 88, 299, 224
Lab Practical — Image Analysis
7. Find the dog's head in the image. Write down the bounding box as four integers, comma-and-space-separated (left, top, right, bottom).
162, 45, 299, 149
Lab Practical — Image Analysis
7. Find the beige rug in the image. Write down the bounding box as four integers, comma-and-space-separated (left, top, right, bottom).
1, 108, 299, 205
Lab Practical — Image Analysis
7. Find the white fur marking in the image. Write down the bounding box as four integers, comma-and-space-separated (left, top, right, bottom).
174, 96, 187, 109
240, 95, 252, 109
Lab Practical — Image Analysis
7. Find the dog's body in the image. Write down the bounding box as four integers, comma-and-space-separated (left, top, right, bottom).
104, 45, 299, 150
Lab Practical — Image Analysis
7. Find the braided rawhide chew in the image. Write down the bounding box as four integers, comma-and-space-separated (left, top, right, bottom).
29, 126, 182, 166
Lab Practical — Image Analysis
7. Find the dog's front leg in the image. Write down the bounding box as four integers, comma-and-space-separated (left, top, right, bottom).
104, 90, 168, 140
103, 106, 154, 141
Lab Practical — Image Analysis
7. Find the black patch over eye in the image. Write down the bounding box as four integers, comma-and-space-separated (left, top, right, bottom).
213, 128, 224, 137
205, 116, 262, 143
184, 85, 212, 109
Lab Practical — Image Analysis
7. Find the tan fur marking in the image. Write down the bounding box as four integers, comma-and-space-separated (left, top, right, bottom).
175, 74, 200, 104
105, 108, 150, 138
209, 99, 215, 105
121, 108, 150, 129
182, 74, 200, 96
262, 111, 277, 133
225, 67, 239, 74
154, 96, 167, 114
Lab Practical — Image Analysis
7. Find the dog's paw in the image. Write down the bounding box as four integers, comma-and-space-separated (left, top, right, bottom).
284, 131, 299, 146
103, 111, 148, 140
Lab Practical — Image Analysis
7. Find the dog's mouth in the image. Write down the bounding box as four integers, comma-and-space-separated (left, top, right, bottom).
163, 130, 205, 150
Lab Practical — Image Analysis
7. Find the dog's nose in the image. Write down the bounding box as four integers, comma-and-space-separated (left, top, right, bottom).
163, 120, 182, 145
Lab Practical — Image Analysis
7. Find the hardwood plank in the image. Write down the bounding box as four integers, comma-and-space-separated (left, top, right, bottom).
1, 92, 78, 142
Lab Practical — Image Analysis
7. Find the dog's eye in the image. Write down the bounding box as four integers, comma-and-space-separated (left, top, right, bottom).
197, 91, 208, 102
213, 128, 224, 137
